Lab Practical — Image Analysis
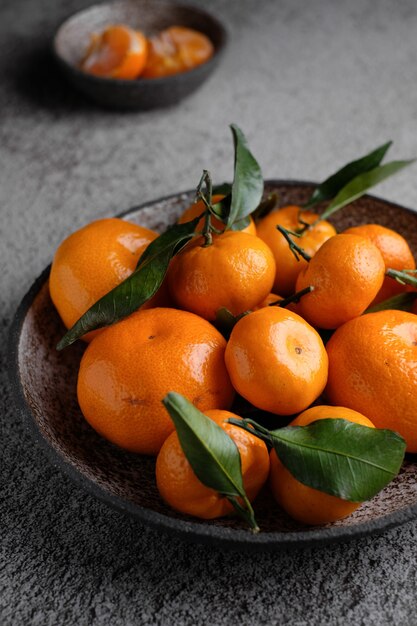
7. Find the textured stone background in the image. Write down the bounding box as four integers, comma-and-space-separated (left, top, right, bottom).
2, 0, 417, 624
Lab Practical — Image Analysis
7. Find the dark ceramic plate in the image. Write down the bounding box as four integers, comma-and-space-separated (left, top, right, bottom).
53, 0, 227, 110
9, 181, 417, 551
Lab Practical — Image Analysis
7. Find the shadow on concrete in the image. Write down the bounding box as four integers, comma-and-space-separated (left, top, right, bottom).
8, 41, 96, 114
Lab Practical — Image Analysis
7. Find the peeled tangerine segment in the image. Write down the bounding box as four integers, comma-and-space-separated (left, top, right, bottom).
142, 26, 214, 78
81, 24, 148, 79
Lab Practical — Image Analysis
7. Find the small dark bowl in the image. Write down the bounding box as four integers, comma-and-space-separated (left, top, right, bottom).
53, 0, 228, 110
8, 181, 417, 551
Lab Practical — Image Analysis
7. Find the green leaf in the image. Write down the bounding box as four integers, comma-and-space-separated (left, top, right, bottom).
251, 192, 279, 222
229, 215, 251, 231
226, 124, 264, 228
214, 307, 249, 338
269, 419, 406, 502
365, 291, 417, 314
163, 392, 259, 531
320, 160, 415, 221
304, 142, 392, 209
56, 218, 200, 350
209, 194, 231, 220
210, 198, 251, 231
213, 182, 232, 196
385, 268, 417, 289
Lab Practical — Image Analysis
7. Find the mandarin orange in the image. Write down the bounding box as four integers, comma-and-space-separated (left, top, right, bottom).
225, 306, 328, 415
296, 233, 385, 329
142, 26, 214, 79
269, 406, 375, 525
167, 231, 276, 321
326, 310, 417, 452
81, 25, 148, 79
49, 218, 162, 341
156, 409, 269, 519
343, 223, 415, 304
256, 205, 336, 296
77, 308, 235, 455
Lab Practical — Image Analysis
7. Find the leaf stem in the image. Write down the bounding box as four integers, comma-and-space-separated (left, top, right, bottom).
228, 496, 260, 533
386, 268, 417, 288
269, 285, 314, 308
365, 291, 417, 314
195, 169, 212, 206
276, 226, 312, 262
227, 418, 273, 446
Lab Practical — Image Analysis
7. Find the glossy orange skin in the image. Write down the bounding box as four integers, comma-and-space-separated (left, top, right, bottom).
168, 231, 276, 321
253, 293, 302, 315
253, 292, 282, 309
326, 310, 417, 452
156, 410, 270, 519
77, 308, 235, 455
142, 26, 214, 79
292, 405, 375, 427
225, 307, 328, 415
343, 224, 415, 304
178, 195, 257, 236
269, 406, 375, 525
296, 234, 385, 329
256, 205, 336, 296
80, 25, 148, 79
49, 218, 161, 341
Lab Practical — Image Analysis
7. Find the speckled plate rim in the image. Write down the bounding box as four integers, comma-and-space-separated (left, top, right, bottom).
52, 0, 228, 88
8, 180, 417, 552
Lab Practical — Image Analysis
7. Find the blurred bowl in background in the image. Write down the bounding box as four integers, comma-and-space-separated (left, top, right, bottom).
53, 0, 228, 110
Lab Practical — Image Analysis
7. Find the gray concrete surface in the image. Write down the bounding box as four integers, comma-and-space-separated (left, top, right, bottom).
2, 0, 417, 624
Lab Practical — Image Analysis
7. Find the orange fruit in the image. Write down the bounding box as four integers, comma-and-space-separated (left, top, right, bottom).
256, 205, 336, 296
290, 404, 374, 428
49, 218, 164, 341
225, 307, 328, 415
156, 409, 270, 519
142, 26, 214, 79
343, 224, 415, 304
77, 308, 235, 455
253, 293, 282, 309
253, 293, 302, 315
167, 231, 276, 321
269, 405, 375, 525
178, 195, 257, 236
296, 234, 385, 329
80, 25, 148, 79
326, 310, 417, 452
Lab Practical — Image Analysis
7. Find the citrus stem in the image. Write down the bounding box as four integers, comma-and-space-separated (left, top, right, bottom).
227, 417, 272, 446
295, 208, 318, 235
195, 169, 212, 205
269, 285, 314, 308
386, 268, 417, 288
277, 225, 312, 262
202, 210, 213, 247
